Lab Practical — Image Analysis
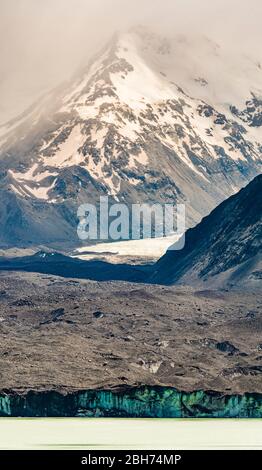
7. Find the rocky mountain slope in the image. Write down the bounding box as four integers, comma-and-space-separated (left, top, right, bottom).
151, 174, 262, 287
0, 26, 261, 247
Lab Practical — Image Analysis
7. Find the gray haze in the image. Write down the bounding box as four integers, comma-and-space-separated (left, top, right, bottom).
1, 0, 261, 124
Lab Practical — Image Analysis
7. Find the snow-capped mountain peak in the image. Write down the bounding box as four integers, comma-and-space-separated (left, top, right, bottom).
0, 27, 261, 246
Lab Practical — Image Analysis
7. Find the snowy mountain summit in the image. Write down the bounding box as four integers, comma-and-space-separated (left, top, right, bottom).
0, 26, 261, 247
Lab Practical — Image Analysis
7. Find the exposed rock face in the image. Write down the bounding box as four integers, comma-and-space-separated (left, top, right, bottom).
230, 95, 262, 128
0, 27, 261, 247
151, 174, 262, 288
0, 387, 261, 418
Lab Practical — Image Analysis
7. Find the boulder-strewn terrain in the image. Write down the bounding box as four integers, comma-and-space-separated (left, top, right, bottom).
0, 271, 261, 416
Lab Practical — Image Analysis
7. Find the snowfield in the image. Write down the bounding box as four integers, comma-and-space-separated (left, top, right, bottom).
73, 234, 180, 262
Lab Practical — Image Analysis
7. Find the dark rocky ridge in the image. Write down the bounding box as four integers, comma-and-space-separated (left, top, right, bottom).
151, 174, 262, 287
0, 251, 149, 283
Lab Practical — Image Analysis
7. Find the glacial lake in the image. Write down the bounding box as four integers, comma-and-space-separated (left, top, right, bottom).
0, 418, 261, 450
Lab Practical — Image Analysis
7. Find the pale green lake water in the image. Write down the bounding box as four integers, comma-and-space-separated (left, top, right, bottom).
0, 418, 261, 450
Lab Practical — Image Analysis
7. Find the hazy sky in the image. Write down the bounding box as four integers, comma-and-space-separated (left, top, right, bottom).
1, 0, 261, 124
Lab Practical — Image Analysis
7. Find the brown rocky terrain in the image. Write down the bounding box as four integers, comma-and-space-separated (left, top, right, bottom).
0, 271, 261, 395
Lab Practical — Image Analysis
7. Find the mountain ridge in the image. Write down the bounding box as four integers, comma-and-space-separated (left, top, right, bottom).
151, 174, 262, 287
0, 27, 261, 247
